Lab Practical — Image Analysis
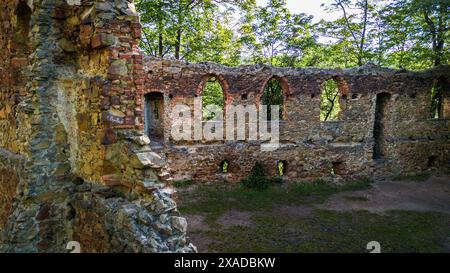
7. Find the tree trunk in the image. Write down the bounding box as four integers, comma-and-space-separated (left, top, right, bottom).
358, 0, 369, 66
175, 29, 181, 59
434, 1, 446, 67
158, 33, 164, 57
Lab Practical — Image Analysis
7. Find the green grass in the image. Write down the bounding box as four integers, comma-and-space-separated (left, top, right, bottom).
180, 177, 450, 253
172, 180, 195, 188
199, 210, 450, 253
178, 178, 372, 224
393, 172, 431, 182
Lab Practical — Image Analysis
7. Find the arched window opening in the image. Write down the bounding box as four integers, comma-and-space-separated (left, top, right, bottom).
320, 79, 342, 121
220, 159, 229, 174
278, 161, 287, 176
431, 77, 446, 119
201, 77, 224, 121
144, 92, 164, 141
262, 77, 285, 120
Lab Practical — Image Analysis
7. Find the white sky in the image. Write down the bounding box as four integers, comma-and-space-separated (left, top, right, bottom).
256, 0, 342, 22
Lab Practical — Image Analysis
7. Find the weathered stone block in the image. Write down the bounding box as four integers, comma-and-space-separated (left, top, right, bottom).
171, 216, 187, 233
92, 33, 116, 49
58, 38, 76, 53
131, 152, 166, 169
108, 59, 128, 76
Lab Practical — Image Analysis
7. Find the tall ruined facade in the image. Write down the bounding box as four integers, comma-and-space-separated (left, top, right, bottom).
0, 0, 449, 252
0, 0, 195, 253
146, 61, 449, 182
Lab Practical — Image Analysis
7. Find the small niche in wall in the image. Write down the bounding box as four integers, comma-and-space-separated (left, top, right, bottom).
66, 203, 76, 221
427, 156, 437, 168
278, 161, 287, 176
241, 94, 248, 100
331, 161, 344, 175
351, 94, 359, 100
220, 159, 229, 173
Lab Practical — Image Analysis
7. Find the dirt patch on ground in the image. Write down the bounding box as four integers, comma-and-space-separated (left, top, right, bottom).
187, 233, 215, 253
185, 214, 210, 232
217, 210, 254, 228
318, 176, 450, 214
182, 175, 450, 252
275, 205, 315, 218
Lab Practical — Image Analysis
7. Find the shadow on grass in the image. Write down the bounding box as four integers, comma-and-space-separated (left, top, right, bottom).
199, 210, 450, 253
392, 172, 431, 182
179, 178, 450, 253
178, 178, 372, 224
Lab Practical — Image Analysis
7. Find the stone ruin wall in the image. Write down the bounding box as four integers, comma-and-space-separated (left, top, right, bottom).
144, 59, 450, 183
0, 0, 448, 252
0, 0, 195, 253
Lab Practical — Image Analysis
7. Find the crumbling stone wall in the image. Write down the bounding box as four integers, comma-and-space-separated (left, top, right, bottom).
0, 0, 195, 253
0, 0, 32, 155
71, 187, 192, 253
0, 0, 448, 252
0, 149, 25, 234
142, 59, 450, 182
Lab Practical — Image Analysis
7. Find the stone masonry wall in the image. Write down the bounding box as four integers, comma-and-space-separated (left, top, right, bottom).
142, 59, 450, 182
0, 0, 32, 155
0, 0, 448, 252
0, 149, 25, 235
0, 0, 195, 253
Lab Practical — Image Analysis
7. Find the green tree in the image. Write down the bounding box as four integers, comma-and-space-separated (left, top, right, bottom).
138, 0, 171, 57
136, 0, 254, 65
379, 0, 449, 70
136, 0, 449, 71
240, 0, 315, 66
317, 0, 375, 67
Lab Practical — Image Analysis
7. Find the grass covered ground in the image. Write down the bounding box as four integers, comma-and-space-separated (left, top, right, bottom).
178, 179, 372, 223
177, 179, 450, 253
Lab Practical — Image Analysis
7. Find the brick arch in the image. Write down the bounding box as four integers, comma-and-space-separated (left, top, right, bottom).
257, 75, 291, 119
321, 76, 350, 97
195, 74, 230, 100
257, 75, 292, 100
